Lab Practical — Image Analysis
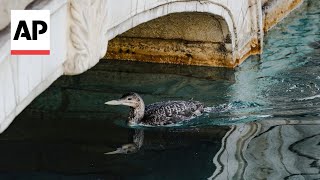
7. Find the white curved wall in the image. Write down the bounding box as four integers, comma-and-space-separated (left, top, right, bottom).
0, 0, 68, 133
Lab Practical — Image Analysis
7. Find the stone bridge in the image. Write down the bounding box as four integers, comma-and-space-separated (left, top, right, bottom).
0, 0, 302, 133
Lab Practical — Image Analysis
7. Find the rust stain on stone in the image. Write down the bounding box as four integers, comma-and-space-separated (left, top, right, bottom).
236, 43, 262, 67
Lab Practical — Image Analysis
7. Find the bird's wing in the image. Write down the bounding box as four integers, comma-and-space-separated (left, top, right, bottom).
143, 101, 203, 125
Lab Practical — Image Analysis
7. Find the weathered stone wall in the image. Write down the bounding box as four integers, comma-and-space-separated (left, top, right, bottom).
106, 12, 233, 67
105, 0, 302, 68
103, 0, 264, 68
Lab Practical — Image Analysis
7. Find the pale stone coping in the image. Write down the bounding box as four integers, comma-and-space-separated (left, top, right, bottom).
0, 66, 63, 133
107, 0, 234, 31
107, 1, 236, 39
0, 0, 67, 66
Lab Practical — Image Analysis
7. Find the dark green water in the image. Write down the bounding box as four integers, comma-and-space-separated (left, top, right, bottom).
0, 0, 320, 179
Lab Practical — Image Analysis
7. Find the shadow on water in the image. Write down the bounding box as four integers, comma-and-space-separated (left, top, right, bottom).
0, 0, 320, 179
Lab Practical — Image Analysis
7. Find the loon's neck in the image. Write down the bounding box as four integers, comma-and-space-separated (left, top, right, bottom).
128, 99, 145, 125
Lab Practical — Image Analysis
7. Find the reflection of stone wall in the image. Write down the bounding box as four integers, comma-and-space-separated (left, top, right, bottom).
245, 122, 320, 179
209, 123, 261, 180
211, 120, 320, 180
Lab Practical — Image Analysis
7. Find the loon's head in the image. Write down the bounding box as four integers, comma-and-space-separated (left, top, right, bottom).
105, 92, 143, 108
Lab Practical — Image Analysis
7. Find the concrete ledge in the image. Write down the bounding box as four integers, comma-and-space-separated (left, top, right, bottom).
106, 37, 233, 67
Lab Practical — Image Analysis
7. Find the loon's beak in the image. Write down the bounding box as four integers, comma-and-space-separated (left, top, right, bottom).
105, 99, 132, 106
104, 99, 123, 105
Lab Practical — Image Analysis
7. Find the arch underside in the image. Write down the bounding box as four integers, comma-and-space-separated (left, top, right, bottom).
106, 12, 235, 67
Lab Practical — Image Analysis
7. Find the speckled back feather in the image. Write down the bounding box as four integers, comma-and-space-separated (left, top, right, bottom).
141, 100, 204, 126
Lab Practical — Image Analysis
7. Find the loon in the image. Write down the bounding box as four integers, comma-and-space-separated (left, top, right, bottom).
104, 92, 204, 154
105, 92, 204, 126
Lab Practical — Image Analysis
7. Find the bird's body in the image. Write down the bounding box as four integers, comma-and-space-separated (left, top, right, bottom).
141, 100, 204, 126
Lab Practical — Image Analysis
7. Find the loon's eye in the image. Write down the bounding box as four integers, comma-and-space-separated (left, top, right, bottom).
127, 98, 132, 100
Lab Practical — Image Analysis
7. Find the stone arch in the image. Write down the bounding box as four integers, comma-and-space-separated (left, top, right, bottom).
105, 1, 238, 67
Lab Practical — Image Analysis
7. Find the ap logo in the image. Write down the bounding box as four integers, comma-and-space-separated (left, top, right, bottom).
11, 10, 50, 55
